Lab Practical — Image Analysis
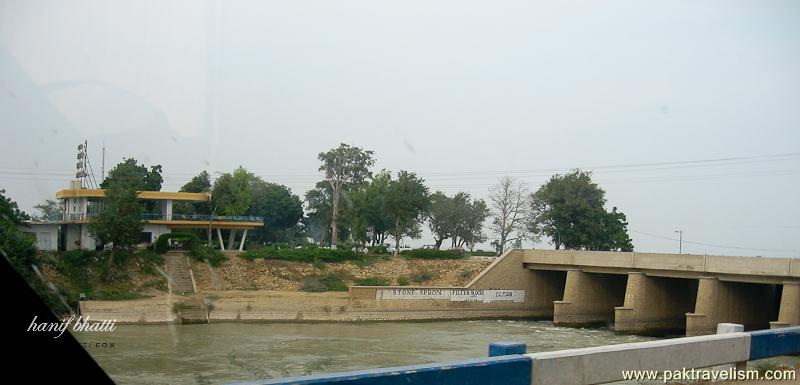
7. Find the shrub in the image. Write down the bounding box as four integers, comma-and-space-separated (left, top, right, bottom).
302, 278, 326, 292
397, 277, 410, 286
154, 232, 201, 253
321, 272, 348, 291
367, 245, 388, 254
400, 249, 464, 260
410, 270, 433, 283
459, 269, 475, 279
54, 250, 99, 279
468, 250, 498, 257
135, 250, 164, 266
241, 246, 361, 263
354, 277, 390, 286
191, 246, 227, 267
301, 273, 349, 292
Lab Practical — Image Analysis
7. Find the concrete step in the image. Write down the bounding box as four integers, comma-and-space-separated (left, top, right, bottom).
165, 254, 195, 294
176, 298, 208, 324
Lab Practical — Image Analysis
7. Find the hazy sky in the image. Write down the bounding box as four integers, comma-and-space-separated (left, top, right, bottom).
1, 0, 798, 256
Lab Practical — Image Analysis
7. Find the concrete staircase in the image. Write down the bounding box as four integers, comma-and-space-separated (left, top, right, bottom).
165, 252, 196, 295
175, 298, 209, 324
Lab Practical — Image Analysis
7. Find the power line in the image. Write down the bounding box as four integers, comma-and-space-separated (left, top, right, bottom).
629, 229, 799, 254
2, 151, 798, 179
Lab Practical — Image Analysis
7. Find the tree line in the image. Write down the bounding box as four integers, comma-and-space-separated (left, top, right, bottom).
53, 143, 634, 257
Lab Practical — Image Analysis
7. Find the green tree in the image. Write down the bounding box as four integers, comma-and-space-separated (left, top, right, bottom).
0, 189, 36, 278
88, 183, 143, 280
304, 183, 351, 245
427, 192, 454, 249
174, 171, 212, 215
33, 199, 63, 221
527, 170, 633, 251
317, 143, 375, 249
455, 198, 490, 251
247, 177, 303, 244
428, 191, 489, 250
348, 171, 393, 246
211, 167, 253, 249
384, 171, 430, 256
100, 158, 163, 191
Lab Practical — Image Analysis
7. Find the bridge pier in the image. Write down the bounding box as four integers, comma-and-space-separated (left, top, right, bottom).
554, 270, 626, 327
686, 277, 779, 336
528, 270, 567, 318
770, 282, 800, 329
614, 273, 697, 336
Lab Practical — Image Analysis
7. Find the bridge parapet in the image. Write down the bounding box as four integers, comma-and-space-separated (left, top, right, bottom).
520, 249, 800, 283
226, 326, 800, 385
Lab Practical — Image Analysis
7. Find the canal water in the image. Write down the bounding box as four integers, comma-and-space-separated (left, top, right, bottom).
75, 320, 658, 385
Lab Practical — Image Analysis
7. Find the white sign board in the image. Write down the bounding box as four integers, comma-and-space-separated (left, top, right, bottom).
376, 289, 525, 303
376, 288, 450, 300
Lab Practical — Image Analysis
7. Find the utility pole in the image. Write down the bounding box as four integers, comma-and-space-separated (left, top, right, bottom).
101, 143, 105, 181
674, 230, 683, 253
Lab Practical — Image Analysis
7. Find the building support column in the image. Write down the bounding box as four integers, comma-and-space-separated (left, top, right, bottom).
553, 270, 626, 327
217, 228, 225, 251
238, 229, 248, 251
227, 230, 237, 250
770, 282, 800, 329
614, 272, 696, 336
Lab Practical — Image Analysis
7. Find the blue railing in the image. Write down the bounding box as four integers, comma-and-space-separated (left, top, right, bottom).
63, 213, 263, 223
226, 326, 800, 385
167, 214, 264, 223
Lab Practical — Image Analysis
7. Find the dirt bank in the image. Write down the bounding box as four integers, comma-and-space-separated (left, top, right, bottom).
189, 254, 493, 291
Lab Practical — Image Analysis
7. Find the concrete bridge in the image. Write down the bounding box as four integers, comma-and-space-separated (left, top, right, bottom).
469, 249, 800, 336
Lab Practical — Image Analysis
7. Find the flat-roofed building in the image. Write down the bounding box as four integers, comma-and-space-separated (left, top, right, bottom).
22, 182, 263, 251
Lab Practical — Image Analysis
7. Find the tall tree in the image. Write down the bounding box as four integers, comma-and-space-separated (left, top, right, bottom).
527, 170, 633, 251
427, 191, 487, 250
211, 167, 252, 248
174, 171, 212, 215
33, 199, 63, 221
456, 198, 490, 251
304, 183, 352, 245
88, 183, 143, 280
247, 177, 303, 244
488, 176, 529, 253
317, 143, 375, 249
427, 192, 454, 249
384, 171, 430, 256
349, 171, 393, 246
100, 158, 163, 191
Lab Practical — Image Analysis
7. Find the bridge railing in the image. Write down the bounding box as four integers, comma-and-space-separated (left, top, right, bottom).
227, 325, 800, 385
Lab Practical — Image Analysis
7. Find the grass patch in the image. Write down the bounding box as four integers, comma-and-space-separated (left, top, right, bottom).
191, 246, 227, 267
410, 270, 433, 283
43, 249, 168, 311
354, 277, 390, 286
400, 249, 464, 260
467, 250, 497, 257
88, 290, 152, 301
397, 277, 410, 286
242, 246, 362, 263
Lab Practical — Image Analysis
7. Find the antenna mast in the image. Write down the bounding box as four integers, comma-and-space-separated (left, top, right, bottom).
101, 143, 106, 181
76, 141, 99, 189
